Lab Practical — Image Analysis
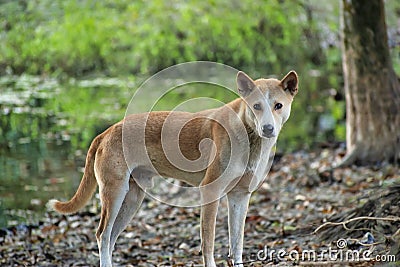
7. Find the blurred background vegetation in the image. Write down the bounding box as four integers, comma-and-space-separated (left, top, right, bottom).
0, 0, 399, 225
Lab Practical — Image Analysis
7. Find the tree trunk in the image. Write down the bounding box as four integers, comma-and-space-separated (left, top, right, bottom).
340, 0, 400, 166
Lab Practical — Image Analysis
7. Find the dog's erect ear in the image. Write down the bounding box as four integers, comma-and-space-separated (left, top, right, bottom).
280, 70, 298, 96
237, 71, 256, 97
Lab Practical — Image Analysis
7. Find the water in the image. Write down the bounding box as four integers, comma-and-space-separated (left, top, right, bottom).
0, 75, 133, 227
0, 139, 78, 226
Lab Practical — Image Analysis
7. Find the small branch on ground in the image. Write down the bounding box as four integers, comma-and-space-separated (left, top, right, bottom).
314, 216, 400, 234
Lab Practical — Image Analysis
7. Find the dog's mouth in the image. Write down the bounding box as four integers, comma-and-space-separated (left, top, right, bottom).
261, 132, 276, 138
257, 128, 276, 138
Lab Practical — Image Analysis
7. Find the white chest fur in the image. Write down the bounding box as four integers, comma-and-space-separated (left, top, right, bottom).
246, 135, 276, 192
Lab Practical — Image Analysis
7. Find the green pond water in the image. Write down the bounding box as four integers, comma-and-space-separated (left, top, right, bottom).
0, 73, 342, 227
0, 75, 134, 227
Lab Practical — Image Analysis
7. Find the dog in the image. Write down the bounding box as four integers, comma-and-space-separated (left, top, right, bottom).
48, 70, 298, 267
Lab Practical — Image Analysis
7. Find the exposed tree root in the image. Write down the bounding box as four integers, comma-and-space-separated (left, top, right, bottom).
334, 147, 360, 168
315, 183, 400, 243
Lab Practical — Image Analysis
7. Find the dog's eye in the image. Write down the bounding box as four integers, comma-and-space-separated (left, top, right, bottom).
253, 103, 262, 110
274, 103, 283, 110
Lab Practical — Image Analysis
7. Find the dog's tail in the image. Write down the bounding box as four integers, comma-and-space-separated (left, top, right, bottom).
47, 133, 103, 214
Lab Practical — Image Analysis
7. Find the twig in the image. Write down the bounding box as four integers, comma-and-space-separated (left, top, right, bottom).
313, 216, 400, 234
392, 228, 400, 237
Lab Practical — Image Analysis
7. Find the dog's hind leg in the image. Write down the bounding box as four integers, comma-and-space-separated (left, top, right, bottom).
96, 170, 129, 267
109, 178, 145, 255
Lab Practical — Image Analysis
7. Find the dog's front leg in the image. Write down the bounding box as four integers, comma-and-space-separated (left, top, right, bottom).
227, 189, 251, 266
200, 200, 220, 267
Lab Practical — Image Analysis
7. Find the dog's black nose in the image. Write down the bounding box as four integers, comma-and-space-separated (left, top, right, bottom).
262, 124, 274, 135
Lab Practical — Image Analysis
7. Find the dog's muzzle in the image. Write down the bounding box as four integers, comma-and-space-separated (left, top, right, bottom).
262, 124, 276, 138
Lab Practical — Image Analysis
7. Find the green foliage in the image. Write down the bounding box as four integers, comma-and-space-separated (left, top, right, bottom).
0, 0, 341, 150
386, 1, 400, 74
0, 0, 398, 149
1, 0, 336, 76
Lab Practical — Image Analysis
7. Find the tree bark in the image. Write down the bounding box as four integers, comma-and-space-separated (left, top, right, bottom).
340, 0, 400, 166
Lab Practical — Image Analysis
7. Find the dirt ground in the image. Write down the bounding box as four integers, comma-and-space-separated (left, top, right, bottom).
1, 147, 399, 266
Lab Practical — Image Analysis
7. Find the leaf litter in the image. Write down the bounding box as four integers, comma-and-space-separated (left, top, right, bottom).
1, 147, 399, 266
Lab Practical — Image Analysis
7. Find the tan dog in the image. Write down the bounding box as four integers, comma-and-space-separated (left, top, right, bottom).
48, 70, 298, 267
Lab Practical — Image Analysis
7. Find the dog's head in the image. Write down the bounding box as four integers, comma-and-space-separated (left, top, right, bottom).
237, 70, 298, 139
